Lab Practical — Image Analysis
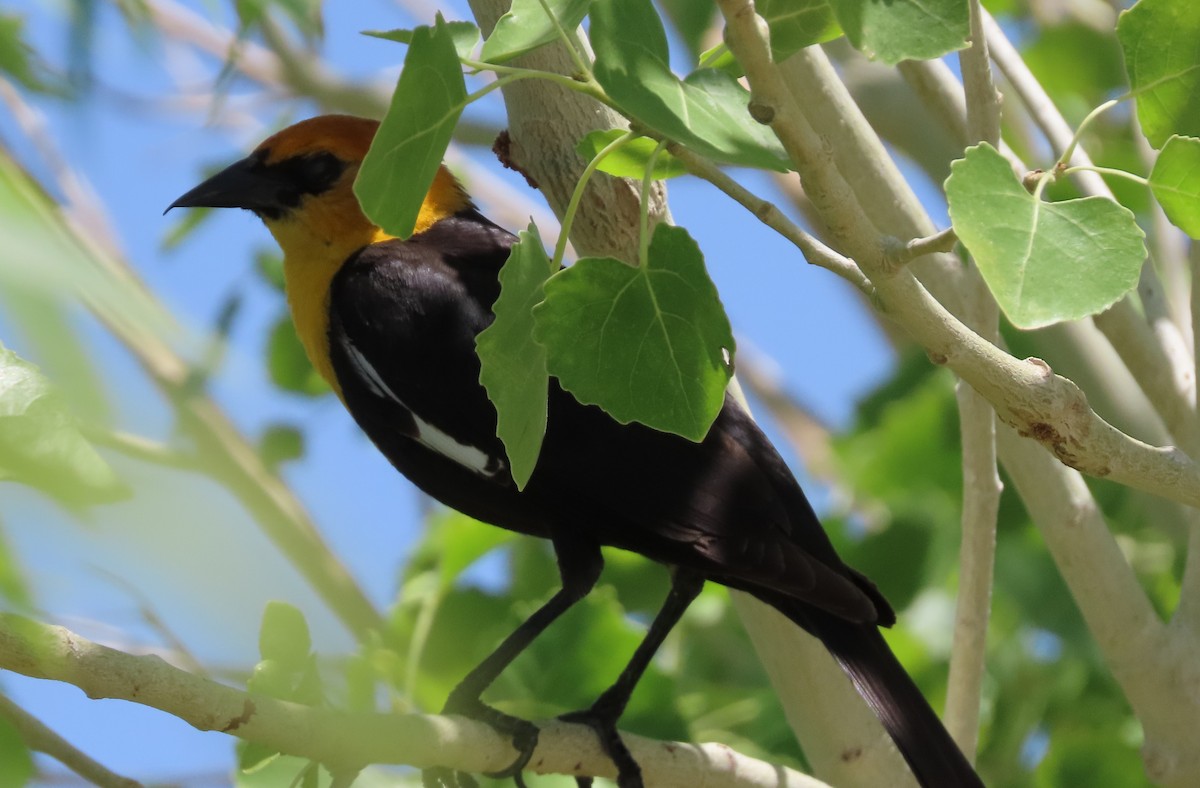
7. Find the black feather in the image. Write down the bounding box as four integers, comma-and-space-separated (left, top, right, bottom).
324, 208, 982, 787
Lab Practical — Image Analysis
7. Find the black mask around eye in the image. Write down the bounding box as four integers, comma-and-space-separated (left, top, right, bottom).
294, 152, 347, 195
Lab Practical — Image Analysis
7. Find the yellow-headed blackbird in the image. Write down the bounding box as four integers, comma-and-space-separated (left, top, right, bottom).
170, 115, 981, 788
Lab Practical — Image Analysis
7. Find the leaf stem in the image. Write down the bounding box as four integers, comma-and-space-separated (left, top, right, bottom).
1060, 164, 1149, 187
553, 129, 639, 268
884, 227, 959, 269
1057, 99, 1121, 170
698, 43, 730, 69
460, 58, 605, 100
638, 140, 669, 267
463, 71, 544, 104
534, 0, 592, 80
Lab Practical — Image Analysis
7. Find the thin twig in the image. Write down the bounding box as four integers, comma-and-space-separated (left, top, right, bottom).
945, 373, 1000, 763
995, 428, 1200, 785
720, 0, 1200, 512
666, 143, 871, 293
982, 9, 1108, 196
958, 0, 1001, 146
981, 13, 1200, 465
943, 1, 1002, 760
2, 66, 384, 642
894, 59, 1027, 170
0, 692, 142, 788
82, 427, 202, 471
896, 60, 969, 148
1176, 247, 1200, 636
883, 228, 958, 269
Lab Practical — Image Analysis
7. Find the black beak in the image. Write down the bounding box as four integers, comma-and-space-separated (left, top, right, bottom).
165, 155, 287, 216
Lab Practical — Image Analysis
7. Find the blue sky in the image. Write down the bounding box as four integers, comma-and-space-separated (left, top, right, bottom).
0, 1, 900, 782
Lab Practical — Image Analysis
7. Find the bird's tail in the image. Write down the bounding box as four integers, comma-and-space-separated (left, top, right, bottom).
768, 598, 984, 788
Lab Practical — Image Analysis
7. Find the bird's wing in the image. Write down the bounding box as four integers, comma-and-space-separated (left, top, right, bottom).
329, 220, 884, 622
327, 214, 516, 482
530, 385, 888, 624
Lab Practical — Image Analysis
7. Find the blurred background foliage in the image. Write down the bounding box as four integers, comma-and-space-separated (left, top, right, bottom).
0, 0, 1170, 785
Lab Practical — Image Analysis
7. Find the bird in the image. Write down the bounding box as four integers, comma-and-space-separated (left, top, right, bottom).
169, 114, 983, 788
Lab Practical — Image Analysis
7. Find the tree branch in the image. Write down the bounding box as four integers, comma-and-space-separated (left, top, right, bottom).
0, 71, 383, 642
730, 597, 918, 788
944, 373, 999, 762
943, 1, 1002, 759
718, 5, 1200, 781
0, 692, 141, 788
0, 614, 830, 788
718, 0, 1200, 511
1176, 246, 1200, 635
883, 228, 958, 268
995, 429, 1200, 787
665, 142, 871, 293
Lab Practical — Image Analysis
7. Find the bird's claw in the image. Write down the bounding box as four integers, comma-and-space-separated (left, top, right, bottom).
421, 694, 540, 788
559, 706, 643, 788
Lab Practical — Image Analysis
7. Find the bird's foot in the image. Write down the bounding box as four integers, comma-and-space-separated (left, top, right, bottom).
422, 693, 539, 788
559, 703, 642, 788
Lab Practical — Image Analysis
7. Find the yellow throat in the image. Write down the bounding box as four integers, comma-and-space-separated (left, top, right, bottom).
266, 165, 469, 398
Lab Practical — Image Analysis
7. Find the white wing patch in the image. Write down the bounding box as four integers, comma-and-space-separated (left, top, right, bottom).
341, 337, 505, 479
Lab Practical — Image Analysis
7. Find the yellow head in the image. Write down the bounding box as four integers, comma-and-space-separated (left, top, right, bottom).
169, 114, 471, 392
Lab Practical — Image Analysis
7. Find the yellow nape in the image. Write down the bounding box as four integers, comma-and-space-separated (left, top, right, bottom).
412, 166, 471, 235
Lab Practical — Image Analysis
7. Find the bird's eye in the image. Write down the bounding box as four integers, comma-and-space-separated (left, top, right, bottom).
298, 152, 345, 193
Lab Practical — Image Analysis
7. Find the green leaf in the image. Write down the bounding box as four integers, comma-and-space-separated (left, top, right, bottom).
828, 0, 969, 64
1036, 724, 1148, 787
247, 658, 293, 698
356, 17, 468, 238
508, 585, 684, 734
0, 342, 126, 505
1118, 0, 1200, 148
258, 601, 312, 666
0, 149, 173, 419
292, 654, 323, 705
266, 315, 328, 397
236, 0, 323, 40
259, 423, 305, 471
1022, 22, 1125, 107
237, 741, 281, 775
0, 517, 31, 608
160, 203, 214, 252
759, 0, 842, 62
946, 144, 1146, 329
0, 716, 33, 788
0, 14, 55, 93
300, 763, 319, 788
697, 43, 741, 77
1150, 135, 1200, 238
590, 0, 790, 171
575, 130, 687, 179
363, 21, 481, 60
534, 224, 734, 441
658, 0, 718, 61
408, 510, 518, 588
480, 0, 591, 64
254, 249, 286, 292
344, 653, 376, 712
236, 755, 329, 788
476, 224, 557, 489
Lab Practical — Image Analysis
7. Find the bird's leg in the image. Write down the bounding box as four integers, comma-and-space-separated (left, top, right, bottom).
561, 569, 705, 788
422, 535, 603, 788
